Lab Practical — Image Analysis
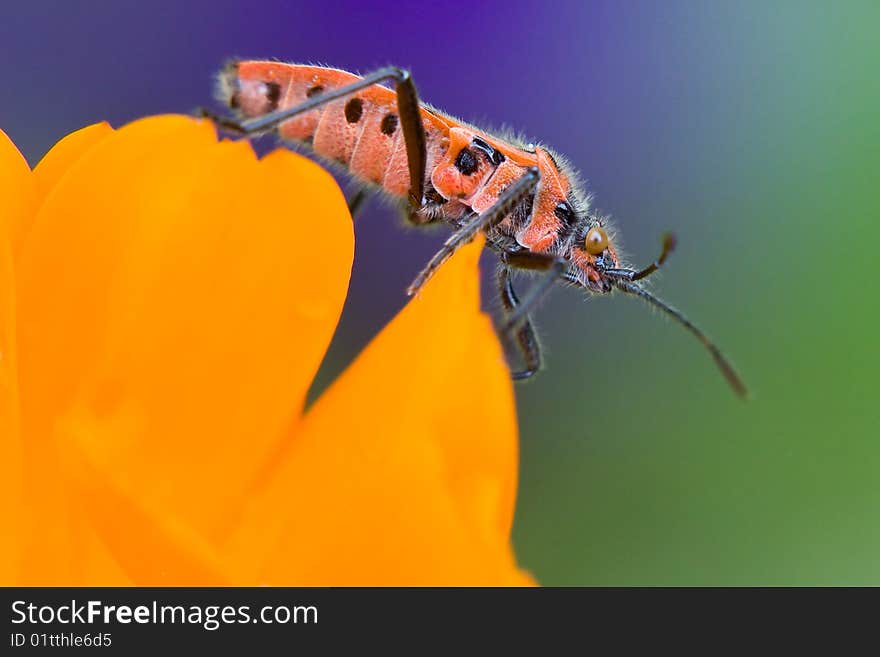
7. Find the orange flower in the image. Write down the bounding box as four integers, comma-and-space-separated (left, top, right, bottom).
0, 116, 533, 586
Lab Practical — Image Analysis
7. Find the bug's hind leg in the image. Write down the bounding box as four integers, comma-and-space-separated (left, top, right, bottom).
203, 66, 427, 211
199, 108, 246, 134
406, 167, 540, 296
497, 266, 543, 380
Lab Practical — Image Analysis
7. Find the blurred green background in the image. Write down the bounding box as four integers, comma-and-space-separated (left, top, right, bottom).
511, 3, 880, 584
2, 1, 878, 584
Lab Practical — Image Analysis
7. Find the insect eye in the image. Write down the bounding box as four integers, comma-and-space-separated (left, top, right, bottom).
584, 226, 609, 255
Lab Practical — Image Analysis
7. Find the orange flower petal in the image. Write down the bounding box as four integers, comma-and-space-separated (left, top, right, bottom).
56, 410, 235, 585
15, 116, 353, 583
0, 128, 37, 253
228, 236, 533, 585
0, 129, 29, 583
14, 117, 211, 582
31, 122, 114, 218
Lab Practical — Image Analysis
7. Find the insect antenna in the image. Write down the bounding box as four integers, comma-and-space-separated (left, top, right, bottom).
603, 233, 677, 282
614, 279, 749, 399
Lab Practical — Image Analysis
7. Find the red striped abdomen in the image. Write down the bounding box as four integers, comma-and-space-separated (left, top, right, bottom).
219, 61, 451, 199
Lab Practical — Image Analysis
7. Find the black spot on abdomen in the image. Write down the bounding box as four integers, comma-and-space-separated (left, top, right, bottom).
306, 85, 324, 98
380, 113, 398, 135
265, 82, 282, 111
345, 98, 364, 123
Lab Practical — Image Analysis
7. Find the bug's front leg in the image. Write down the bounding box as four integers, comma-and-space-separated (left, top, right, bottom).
499, 252, 569, 334
497, 266, 543, 380
406, 167, 540, 296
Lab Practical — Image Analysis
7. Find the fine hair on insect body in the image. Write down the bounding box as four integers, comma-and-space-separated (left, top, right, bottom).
204, 60, 748, 398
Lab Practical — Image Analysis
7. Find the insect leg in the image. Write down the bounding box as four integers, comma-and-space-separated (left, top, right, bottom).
347, 187, 370, 220
402, 206, 437, 226
207, 66, 427, 209
499, 252, 569, 334
497, 266, 543, 380
406, 167, 540, 296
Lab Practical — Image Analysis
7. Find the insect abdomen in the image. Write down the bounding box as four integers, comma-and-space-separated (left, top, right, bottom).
218, 61, 449, 198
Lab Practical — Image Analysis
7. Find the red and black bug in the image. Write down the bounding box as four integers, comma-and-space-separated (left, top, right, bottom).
206, 61, 747, 397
